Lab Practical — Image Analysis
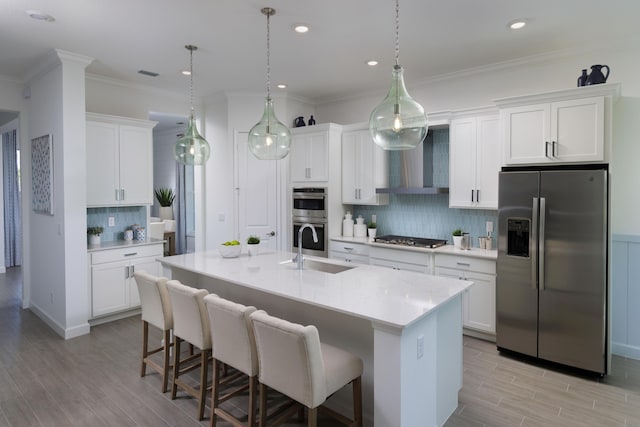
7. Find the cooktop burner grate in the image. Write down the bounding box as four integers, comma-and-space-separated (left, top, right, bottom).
374, 235, 447, 248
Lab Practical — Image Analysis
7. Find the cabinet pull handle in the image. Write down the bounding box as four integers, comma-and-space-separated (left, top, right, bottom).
130, 265, 135, 277
125, 266, 130, 279
545, 141, 550, 157
456, 262, 471, 266
344, 247, 354, 251
552, 141, 557, 157
471, 190, 474, 203
121, 189, 125, 200
124, 252, 138, 257
115, 189, 120, 201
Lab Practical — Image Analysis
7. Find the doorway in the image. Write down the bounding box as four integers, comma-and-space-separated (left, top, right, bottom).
0, 112, 22, 272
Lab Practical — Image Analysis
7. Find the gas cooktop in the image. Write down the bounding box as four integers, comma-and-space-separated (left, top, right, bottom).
374, 235, 447, 249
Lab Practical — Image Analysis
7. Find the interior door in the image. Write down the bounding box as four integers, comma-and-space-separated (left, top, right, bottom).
235, 131, 278, 251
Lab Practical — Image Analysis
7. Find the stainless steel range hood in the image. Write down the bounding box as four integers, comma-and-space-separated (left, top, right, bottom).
376, 130, 449, 194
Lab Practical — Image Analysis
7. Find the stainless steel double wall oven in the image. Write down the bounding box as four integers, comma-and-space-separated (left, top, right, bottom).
292, 187, 328, 257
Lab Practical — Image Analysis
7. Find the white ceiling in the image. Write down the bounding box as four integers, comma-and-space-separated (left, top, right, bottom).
1, 0, 639, 106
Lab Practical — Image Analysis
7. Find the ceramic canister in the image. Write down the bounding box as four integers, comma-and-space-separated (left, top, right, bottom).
134, 227, 146, 241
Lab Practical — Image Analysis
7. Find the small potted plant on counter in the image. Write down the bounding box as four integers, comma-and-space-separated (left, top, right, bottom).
452, 228, 463, 249
154, 187, 175, 220
367, 221, 377, 240
88, 226, 104, 246
247, 235, 260, 256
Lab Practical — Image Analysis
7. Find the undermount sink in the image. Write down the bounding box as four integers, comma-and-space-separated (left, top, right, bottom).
280, 259, 355, 274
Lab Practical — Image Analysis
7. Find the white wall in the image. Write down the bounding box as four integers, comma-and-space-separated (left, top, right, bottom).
316, 42, 640, 235
26, 50, 92, 338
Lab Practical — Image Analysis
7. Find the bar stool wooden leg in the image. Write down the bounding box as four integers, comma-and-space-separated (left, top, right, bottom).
307, 407, 317, 427
198, 349, 210, 420
161, 329, 172, 393
259, 383, 268, 427
140, 321, 149, 377
171, 337, 182, 400
353, 377, 362, 427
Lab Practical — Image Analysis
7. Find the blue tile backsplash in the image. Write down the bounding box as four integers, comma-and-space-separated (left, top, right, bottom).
87, 206, 147, 242
352, 128, 498, 247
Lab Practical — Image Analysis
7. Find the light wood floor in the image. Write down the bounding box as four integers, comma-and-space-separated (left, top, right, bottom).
1, 267, 639, 426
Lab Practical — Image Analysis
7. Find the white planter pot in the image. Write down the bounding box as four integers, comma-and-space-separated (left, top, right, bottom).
88, 234, 101, 246
368, 228, 377, 239
247, 244, 259, 256
159, 206, 173, 220
453, 235, 463, 249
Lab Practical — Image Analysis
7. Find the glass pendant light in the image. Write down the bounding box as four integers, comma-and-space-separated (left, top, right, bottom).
175, 45, 211, 165
369, 0, 428, 150
248, 7, 291, 160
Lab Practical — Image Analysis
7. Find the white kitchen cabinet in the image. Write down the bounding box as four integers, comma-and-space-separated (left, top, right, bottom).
435, 253, 496, 335
89, 243, 163, 318
86, 113, 156, 206
449, 113, 500, 209
329, 239, 369, 264
341, 126, 389, 205
290, 124, 342, 184
369, 246, 433, 274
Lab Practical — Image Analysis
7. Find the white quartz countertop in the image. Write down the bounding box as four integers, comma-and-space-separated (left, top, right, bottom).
159, 250, 472, 330
331, 236, 497, 260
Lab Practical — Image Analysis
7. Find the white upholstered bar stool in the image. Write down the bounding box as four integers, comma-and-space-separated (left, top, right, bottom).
166, 280, 211, 420
133, 270, 173, 393
204, 294, 259, 427
250, 310, 363, 427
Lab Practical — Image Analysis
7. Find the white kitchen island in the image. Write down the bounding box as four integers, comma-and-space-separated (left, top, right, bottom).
159, 250, 472, 427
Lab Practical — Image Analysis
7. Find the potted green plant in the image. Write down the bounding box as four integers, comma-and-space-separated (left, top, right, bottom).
88, 226, 104, 246
367, 221, 377, 239
247, 235, 260, 256
452, 228, 463, 249
154, 187, 175, 220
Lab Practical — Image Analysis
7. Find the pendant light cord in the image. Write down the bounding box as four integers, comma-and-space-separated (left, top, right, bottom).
189, 47, 195, 115
266, 10, 271, 100
395, 0, 400, 66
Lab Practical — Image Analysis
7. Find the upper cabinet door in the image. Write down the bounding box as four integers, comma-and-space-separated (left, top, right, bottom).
341, 128, 388, 206
449, 114, 499, 209
551, 96, 604, 163
119, 125, 153, 205
290, 132, 329, 182
501, 103, 551, 165
86, 121, 119, 206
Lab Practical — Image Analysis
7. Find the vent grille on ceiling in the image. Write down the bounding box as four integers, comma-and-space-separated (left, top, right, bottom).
138, 70, 159, 77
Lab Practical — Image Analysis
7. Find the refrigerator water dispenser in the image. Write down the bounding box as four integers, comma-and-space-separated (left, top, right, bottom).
507, 218, 530, 257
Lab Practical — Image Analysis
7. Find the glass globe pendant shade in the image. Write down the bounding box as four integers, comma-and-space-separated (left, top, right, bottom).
174, 113, 211, 165
369, 64, 428, 150
248, 97, 291, 160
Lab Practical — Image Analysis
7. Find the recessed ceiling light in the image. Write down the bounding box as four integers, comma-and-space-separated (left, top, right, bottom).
181, 70, 191, 76
508, 19, 527, 30
293, 24, 309, 33
26, 10, 55, 22
277, 84, 287, 89
366, 60, 379, 67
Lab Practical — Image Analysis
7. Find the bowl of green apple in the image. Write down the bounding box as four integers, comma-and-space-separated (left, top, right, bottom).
219, 240, 241, 258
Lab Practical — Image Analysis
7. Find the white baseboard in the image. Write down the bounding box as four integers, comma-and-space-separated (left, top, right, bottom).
88, 308, 141, 327
29, 303, 90, 339
612, 342, 640, 360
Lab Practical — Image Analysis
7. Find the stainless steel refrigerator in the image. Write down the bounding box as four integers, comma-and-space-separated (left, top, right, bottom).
496, 166, 608, 374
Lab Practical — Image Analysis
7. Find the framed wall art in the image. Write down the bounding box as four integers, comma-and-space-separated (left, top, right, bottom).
31, 134, 54, 215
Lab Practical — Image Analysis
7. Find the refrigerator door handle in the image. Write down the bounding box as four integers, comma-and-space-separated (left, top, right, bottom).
532, 197, 539, 289
539, 197, 546, 291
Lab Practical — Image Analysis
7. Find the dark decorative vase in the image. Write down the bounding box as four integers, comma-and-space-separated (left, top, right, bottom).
294, 116, 305, 127
585, 65, 610, 85
577, 69, 588, 87
308, 115, 316, 126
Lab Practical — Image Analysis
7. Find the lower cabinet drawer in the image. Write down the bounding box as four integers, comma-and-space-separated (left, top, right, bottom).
91, 243, 163, 264
434, 253, 495, 274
